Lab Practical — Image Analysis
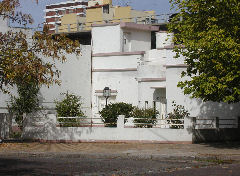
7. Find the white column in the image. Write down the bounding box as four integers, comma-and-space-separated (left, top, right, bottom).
117, 115, 125, 129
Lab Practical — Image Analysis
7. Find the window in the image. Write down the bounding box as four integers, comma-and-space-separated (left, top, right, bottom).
103, 5, 109, 14
153, 101, 156, 112
123, 32, 131, 52
145, 101, 148, 109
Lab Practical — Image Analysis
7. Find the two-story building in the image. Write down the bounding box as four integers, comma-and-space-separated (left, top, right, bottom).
90, 22, 240, 125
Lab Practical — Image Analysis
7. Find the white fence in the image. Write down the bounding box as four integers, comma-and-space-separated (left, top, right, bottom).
193, 117, 239, 129
22, 114, 193, 143
0, 112, 237, 142
56, 116, 184, 129
21, 114, 239, 143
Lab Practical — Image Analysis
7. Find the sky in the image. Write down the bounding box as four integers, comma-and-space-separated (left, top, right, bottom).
17, 0, 174, 28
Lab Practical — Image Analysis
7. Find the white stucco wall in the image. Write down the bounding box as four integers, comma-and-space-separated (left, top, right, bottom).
0, 24, 33, 113
137, 82, 166, 107
0, 16, 9, 33
156, 32, 174, 48
136, 48, 167, 110
166, 67, 240, 119
92, 24, 122, 54
93, 54, 140, 69
92, 24, 152, 54
164, 48, 240, 120
92, 54, 142, 119
137, 65, 165, 79
121, 28, 152, 52
92, 71, 138, 102
40, 45, 92, 117
0, 26, 92, 117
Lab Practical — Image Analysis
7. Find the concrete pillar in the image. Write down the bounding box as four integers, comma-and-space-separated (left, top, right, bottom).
216, 117, 219, 129
47, 114, 57, 124
238, 116, 240, 129
117, 115, 125, 129
184, 116, 195, 130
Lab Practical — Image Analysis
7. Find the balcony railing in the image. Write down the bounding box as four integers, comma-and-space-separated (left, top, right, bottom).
52, 13, 174, 34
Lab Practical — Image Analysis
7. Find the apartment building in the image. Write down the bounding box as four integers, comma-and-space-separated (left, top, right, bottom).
44, 0, 88, 33
54, 0, 155, 33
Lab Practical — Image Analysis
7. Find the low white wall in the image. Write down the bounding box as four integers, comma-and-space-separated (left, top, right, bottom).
24, 127, 192, 142
22, 114, 193, 143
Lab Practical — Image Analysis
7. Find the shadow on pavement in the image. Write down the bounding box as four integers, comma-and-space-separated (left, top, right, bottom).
0, 158, 57, 175
199, 141, 240, 149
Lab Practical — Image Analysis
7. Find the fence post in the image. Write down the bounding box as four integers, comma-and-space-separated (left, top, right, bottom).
216, 117, 219, 129
134, 17, 137, 23
150, 15, 152, 24
68, 24, 70, 32
55, 25, 59, 33
238, 116, 240, 129
184, 116, 195, 130
117, 115, 125, 129
47, 114, 57, 125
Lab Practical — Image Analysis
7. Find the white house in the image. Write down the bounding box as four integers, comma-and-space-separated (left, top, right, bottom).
91, 23, 159, 121
91, 22, 240, 125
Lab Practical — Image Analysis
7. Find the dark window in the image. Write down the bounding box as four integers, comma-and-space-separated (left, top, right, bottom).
103, 5, 109, 14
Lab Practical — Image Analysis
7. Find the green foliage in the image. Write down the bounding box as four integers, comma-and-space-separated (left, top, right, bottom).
0, 1, 80, 93
168, 0, 240, 103
8, 82, 40, 129
132, 107, 157, 128
167, 101, 190, 129
99, 102, 134, 127
9, 131, 22, 139
55, 92, 85, 127
55, 92, 85, 117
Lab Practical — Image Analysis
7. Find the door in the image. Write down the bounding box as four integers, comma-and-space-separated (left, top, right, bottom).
123, 32, 131, 52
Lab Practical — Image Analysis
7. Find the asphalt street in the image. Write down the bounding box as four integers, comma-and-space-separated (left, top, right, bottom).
0, 142, 239, 175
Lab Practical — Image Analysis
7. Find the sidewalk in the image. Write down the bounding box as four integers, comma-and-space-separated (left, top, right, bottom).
0, 142, 240, 160
0, 142, 239, 175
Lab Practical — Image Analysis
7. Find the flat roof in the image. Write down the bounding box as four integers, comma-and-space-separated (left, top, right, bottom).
92, 22, 159, 31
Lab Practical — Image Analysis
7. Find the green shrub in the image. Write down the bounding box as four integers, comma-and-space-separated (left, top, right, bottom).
99, 102, 134, 127
167, 101, 190, 129
133, 107, 157, 128
55, 92, 85, 127
8, 82, 40, 130
9, 131, 22, 139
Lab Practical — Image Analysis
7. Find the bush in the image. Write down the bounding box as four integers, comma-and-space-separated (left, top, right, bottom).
8, 82, 40, 130
55, 92, 85, 127
99, 102, 134, 127
132, 107, 157, 128
167, 101, 190, 129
